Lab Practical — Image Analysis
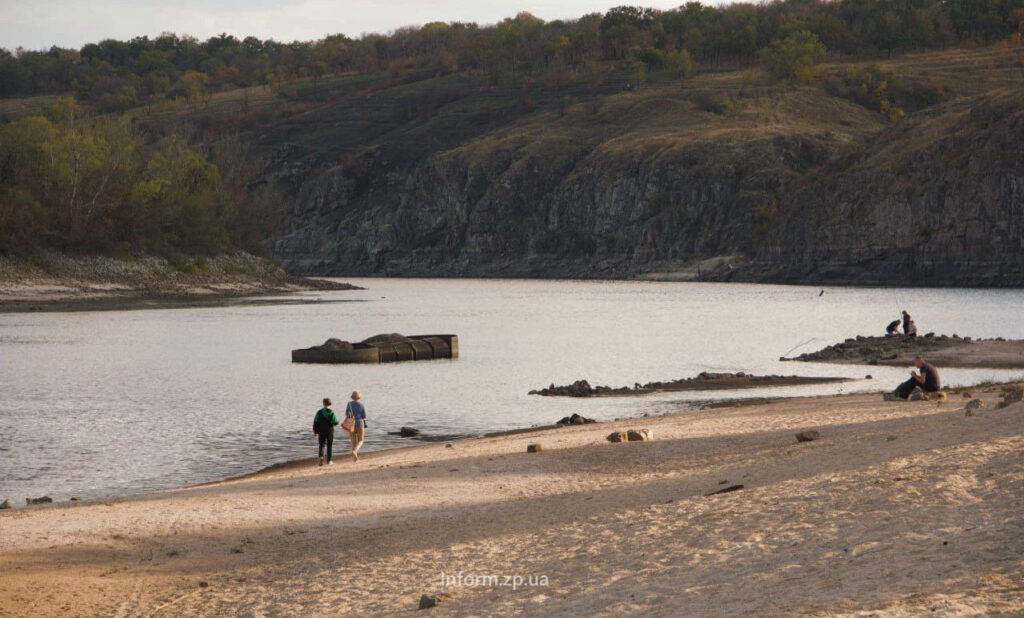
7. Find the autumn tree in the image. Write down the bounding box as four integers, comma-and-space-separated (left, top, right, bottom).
761, 30, 827, 83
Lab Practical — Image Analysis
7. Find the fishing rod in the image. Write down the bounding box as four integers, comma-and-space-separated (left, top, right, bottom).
782, 337, 818, 359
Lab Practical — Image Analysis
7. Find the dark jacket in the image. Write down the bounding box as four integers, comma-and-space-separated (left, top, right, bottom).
313, 407, 339, 434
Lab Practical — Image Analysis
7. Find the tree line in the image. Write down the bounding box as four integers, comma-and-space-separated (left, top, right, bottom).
2, 0, 1022, 113
0, 99, 279, 255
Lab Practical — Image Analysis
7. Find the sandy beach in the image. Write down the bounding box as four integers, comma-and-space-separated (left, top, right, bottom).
2, 383, 1022, 617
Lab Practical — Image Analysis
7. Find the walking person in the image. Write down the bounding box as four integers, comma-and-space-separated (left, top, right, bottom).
346, 390, 368, 461
313, 398, 339, 466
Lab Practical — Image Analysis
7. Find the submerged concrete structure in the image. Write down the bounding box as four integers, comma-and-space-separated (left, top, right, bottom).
291, 334, 458, 364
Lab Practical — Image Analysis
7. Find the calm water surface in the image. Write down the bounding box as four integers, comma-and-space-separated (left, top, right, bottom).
1, 279, 1022, 502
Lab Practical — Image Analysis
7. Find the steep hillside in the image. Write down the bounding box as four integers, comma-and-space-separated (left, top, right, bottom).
747, 88, 1024, 286
254, 46, 1022, 284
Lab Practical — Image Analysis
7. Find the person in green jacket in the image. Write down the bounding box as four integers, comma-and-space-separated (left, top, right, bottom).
313, 398, 339, 465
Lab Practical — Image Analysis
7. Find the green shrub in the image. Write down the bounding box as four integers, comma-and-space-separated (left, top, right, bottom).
761, 31, 826, 83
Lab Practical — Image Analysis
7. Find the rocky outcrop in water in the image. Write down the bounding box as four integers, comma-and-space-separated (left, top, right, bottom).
531, 372, 850, 397
292, 333, 458, 364
788, 334, 968, 364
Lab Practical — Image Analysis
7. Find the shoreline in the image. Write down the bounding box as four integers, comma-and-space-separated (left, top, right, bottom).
3, 380, 1014, 503
0, 252, 362, 313
3, 392, 849, 508
3, 384, 1022, 616
282, 268, 1024, 290
0, 280, 361, 313
4, 380, 1006, 509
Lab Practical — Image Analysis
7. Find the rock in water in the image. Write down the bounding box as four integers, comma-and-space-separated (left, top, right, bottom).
0, 498, 11, 510
527, 444, 542, 453
556, 413, 595, 426
26, 496, 53, 505
626, 428, 653, 441
607, 431, 628, 443
418, 593, 448, 609
795, 430, 820, 443
398, 427, 420, 437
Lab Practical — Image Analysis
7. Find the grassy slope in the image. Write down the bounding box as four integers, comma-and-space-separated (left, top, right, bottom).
4, 45, 1020, 279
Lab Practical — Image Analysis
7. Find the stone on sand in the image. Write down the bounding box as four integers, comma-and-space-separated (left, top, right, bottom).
626, 428, 654, 441
998, 387, 1023, 409
418, 593, 448, 609
606, 431, 628, 443
965, 399, 984, 410
0, 498, 11, 510
527, 444, 542, 453
795, 430, 820, 443
26, 496, 53, 505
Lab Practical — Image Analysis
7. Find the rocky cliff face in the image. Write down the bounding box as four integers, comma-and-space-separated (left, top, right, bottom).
275, 131, 834, 278
269, 62, 1024, 286
743, 90, 1024, 286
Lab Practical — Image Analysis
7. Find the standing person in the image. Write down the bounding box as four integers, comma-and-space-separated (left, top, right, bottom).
313, 398, 339, 466
902, 310, 912, 336
346, 391, 368, 461
886, 319, 901, 335
885, 356, 941, 400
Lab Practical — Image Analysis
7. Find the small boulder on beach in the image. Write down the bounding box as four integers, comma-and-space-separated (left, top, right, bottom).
527, 444, 542, 453
998, 387, 1023, 409
0, 498, 11, 510
795, 430, 820, 443
607, 431, 628, 443
627, 428, 654, 442
26, 496, 53, 505
418, 593, 448, 609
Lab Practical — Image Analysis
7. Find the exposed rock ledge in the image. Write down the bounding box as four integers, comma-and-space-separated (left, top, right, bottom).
530, 373, 852, 397
786, 334, 1024, 369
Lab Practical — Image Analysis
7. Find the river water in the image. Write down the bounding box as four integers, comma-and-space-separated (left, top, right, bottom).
1, 279, 1022, 502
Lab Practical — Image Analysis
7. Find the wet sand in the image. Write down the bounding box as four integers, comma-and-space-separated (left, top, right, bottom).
2, 384, 1022, 617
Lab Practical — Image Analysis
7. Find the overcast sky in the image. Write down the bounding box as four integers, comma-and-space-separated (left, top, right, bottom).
1, 0, 694, 51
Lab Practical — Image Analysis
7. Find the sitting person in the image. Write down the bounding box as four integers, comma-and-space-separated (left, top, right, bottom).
906, 320, 918, 337
885, 356, 941, 400
886, 319, 901, 335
